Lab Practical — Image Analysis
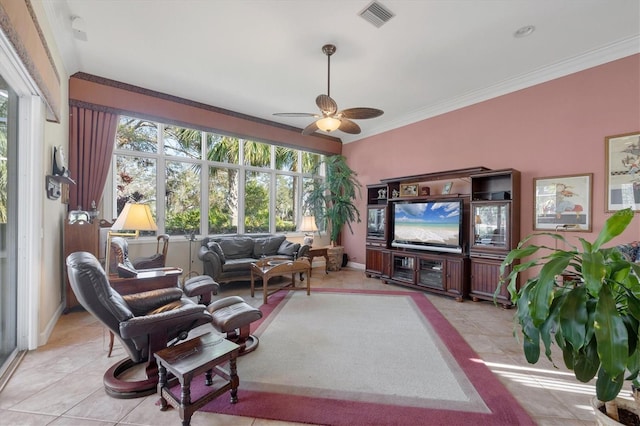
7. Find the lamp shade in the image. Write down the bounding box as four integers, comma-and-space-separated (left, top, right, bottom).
112, 203, 158, 231
299, 215, 318, 232
316, 117, 341, 132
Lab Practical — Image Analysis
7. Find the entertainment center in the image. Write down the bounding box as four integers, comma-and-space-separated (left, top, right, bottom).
365, 167, 520, 307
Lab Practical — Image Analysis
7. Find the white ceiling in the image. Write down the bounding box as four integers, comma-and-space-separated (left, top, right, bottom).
41, 0, 640, 144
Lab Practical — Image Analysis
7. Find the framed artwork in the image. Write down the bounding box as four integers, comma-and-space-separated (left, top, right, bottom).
420, 186, 430, 196
442, 182, 453, 195
605, 131, 640, 211
533, 173, 592, 231
399, 183, 418, 197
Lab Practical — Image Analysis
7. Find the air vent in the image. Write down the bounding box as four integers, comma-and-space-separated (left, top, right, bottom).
358, 1, 395, 28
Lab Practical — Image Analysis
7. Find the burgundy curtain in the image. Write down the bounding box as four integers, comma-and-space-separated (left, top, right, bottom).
68, 106, 118, 211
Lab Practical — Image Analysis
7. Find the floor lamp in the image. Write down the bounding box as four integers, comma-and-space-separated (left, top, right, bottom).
105, 203, 158, 275
300, 215, 318, 246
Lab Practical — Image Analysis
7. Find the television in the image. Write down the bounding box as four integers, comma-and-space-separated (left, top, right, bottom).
391, 199, 464, 254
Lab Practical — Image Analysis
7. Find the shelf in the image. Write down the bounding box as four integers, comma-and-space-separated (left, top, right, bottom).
380, 166, 489, 184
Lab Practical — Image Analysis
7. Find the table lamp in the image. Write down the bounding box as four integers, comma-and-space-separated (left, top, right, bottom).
105, 203, 158, 274
299, 215, 318, 246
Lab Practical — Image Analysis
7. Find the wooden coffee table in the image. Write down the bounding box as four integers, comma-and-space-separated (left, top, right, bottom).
250, 258, 312, 304
155, 332, 240, 426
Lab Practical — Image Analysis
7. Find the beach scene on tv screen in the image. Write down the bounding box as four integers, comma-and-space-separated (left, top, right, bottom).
394, 202, 460, 246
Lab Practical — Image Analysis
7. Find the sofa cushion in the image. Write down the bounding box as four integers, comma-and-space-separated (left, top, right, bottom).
222, 258, 256, 272
207, 241, 226, 264
218, 237, 254, 259
253, 235, 286, 257
277, 240, 300, 256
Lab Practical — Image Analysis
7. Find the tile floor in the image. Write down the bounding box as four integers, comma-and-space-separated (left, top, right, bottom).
0, 267, 622, 425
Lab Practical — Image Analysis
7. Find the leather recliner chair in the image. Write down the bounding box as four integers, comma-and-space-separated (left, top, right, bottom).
108, 235, 169, 275
67, 251, 215, 399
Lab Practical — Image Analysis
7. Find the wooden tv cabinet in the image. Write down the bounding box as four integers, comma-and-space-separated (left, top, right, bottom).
382, 250, 469, 302
365, 166, 519, 304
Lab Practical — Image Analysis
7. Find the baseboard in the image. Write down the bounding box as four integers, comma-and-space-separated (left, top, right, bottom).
347, 261, 365, 270
39, 302, 64, 346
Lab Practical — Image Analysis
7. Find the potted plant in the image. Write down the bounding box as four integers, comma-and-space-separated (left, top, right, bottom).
305, 155, 362, 270
498, 208, 640, 424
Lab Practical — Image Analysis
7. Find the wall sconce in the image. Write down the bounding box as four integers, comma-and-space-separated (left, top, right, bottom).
299, 215, 319, 246
46, 146, 75, 200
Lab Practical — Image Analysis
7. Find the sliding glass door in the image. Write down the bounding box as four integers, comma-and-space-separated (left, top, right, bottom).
0, 75, 18, 374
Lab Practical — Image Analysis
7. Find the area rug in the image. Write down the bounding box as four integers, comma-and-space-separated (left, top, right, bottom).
197, 288, 534, 425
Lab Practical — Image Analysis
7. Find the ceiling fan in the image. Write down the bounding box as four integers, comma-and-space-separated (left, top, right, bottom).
274, 44, 384, 135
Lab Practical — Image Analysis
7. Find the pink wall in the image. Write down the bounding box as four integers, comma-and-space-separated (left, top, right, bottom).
343, 54, 640, 266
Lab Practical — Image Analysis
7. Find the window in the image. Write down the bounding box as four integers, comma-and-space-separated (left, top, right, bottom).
112, 115, 324, 236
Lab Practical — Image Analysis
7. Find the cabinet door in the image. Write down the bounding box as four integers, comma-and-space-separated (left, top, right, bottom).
381, 249, 391, 279
470, 257, 512, 306
391, 254, 415, 283
365, 247, 383, 277
446, 257, 466, 299
417, 257, 444, 290
471, 202, 510, 253
366, 206, 387, 242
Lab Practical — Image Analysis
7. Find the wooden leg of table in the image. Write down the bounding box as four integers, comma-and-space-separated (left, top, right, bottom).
229, 355, 238, 404
250, 273, 255, 298
263, 276, 269, 304
306, 268, 311, 295
157, 363, 168, 411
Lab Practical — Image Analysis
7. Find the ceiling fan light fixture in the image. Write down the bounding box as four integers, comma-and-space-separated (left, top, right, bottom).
316, 116, 341, 132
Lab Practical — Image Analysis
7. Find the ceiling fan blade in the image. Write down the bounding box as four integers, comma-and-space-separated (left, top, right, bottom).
338, 119, 361, 134
316, 94, 337, 115
273, 112, 318, 117
302, 121, 319, 135
340, 107, 384, 119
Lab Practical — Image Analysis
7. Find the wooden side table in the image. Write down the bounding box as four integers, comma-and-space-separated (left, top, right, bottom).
250, 258, 311, 304
307, 246, 330, 275
155, 333, 240, 426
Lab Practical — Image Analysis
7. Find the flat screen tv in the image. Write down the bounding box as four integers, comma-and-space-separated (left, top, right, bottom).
391, 199, 463, 254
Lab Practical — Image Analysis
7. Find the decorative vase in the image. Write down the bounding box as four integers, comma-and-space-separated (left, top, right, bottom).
327, 246, 344, 271
592, 396, 640, 425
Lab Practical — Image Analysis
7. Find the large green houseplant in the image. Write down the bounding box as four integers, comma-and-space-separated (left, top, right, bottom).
499, 208, 640, 423
305, 155, 362, 246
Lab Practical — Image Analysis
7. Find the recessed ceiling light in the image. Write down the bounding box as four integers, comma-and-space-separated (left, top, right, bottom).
514, 25, 535, 38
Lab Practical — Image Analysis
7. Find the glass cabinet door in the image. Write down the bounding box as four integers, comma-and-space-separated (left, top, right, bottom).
367, 206, 386, 240
472, 203, 509, 250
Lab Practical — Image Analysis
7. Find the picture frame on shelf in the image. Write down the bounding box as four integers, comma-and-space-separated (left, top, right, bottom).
533, 173, 592, 231
420, 186, 430, 196
442, 182, 453, 195
399, 183, 418, 197
605, 131, 640, 211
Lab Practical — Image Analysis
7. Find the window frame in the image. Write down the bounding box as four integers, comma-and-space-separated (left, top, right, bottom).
107, 116, 324, 238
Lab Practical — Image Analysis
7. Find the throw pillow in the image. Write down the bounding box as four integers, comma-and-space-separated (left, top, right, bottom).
207, 241, 226, 264
277, 240, 301, 256
254, 235, 286, 257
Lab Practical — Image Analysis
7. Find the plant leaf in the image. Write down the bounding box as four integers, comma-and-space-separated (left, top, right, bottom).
560, 286, 588, 351
582, 251, 606, 296
592, 208, 634, 250
595, 285, 628, 378
596, 366, 625, 402
529, 256, 571, 327
574, 337, 600, 382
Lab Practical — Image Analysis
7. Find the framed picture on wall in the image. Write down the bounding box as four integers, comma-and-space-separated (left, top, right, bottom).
605, 131, 640, 211
533, 173, 592, 231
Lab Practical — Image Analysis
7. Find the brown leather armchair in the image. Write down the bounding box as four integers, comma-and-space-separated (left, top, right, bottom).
66, 251, 213, 399
108, 235, 169, 275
